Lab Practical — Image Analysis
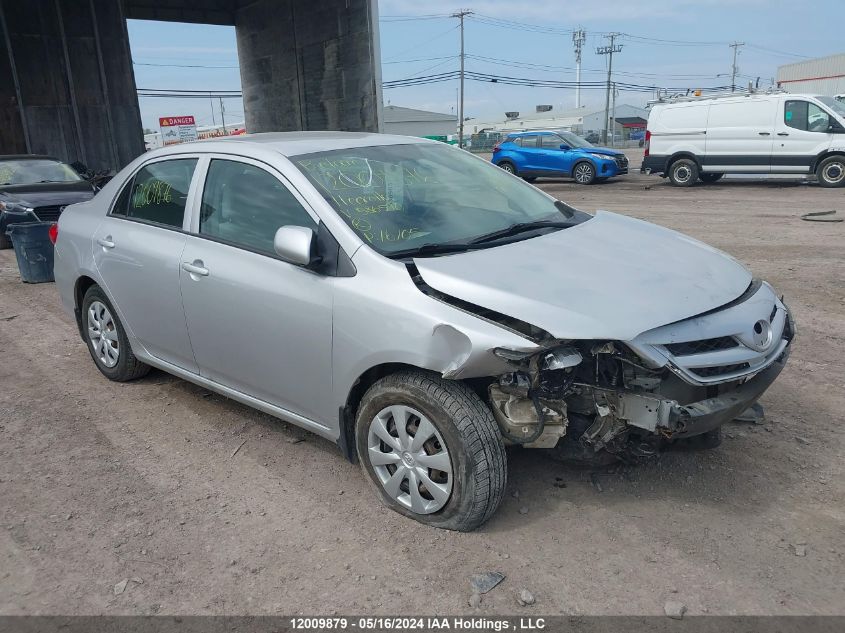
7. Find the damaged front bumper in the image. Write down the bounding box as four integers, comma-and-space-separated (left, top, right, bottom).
593, 347, 789, 440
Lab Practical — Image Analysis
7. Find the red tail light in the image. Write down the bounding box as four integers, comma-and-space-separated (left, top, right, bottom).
48, 222, 58, 245
492, 141, 502, 152
644, 130, 651, 157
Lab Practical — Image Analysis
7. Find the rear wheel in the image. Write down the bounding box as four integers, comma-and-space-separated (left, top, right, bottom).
81, 285, 150, 382
522, 176, 537, 182
355, 370, 507, 531
816, 155, 845, 187
699, 172, 724, 183
572, 161, 596, 185
667, 158, 699, 187
497, 161, 517, 175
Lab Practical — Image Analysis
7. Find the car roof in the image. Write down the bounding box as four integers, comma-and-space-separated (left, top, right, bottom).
507, 130, 560, 137
149, 131, 435, 159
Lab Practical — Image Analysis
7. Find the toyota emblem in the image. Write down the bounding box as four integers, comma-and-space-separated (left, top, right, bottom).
751, 319, 773, 351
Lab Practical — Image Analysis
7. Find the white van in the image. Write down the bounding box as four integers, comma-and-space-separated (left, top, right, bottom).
641, 92, 845, 187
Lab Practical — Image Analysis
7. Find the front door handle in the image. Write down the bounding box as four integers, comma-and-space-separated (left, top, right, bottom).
97, 236, 115, 249
758, 132, 771, 136
777, 132, 790, 136
182, 261, 209, 277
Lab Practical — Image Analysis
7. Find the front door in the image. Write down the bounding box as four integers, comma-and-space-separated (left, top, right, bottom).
179, 157, 333, 424
534, 133, 570, 175
772, 98, 834, 173
93, 157, 199, 372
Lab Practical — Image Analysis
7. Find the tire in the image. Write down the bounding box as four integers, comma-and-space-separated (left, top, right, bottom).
699, 173, 724, 183
0, 231, 11, 250
815, 155, 845, 188
522, 176, 537, 182
497, 161, 517, 175
81, 285, 150, 382
355, 370, 507, 531
572, 161, 596, 185
667, 158, 699, 187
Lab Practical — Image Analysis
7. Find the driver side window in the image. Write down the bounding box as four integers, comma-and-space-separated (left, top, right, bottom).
785, 100, 830, 132
199, 159, 317, 256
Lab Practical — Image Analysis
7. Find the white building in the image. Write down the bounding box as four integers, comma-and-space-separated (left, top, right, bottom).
383, 105, 457, 138
469, 104, 649, 142
777, 53, 845, 96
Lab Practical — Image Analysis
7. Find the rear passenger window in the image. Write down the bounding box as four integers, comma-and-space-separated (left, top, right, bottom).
199, 159, 316, 256
509, 137, 522, 147
127, 159, 197, 228
111, 179, 132, 216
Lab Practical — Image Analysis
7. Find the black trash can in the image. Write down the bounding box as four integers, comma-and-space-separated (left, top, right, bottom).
6, 222, 55, 283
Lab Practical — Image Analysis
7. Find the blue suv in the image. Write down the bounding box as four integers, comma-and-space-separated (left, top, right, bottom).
492, 131, 629, 184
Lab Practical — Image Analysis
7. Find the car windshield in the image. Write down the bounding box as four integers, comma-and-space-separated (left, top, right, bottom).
816, 96, 845, 119
293, 143, 583, 256
558, 131, 593, 148
0, 158, 82, 186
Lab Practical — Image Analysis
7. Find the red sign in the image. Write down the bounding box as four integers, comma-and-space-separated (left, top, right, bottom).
159, 116, 196, 127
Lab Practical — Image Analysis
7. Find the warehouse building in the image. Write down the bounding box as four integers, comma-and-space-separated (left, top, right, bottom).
777, 53, 845, 96
382, 105, 457, 138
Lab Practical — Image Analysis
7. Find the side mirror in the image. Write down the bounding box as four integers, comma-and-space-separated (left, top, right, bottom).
828, 121, 845, 134
273, 225, 316, 266
559, 143, 571, 150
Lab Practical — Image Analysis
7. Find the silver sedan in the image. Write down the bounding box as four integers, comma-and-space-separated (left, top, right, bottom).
53, 132, 794, 530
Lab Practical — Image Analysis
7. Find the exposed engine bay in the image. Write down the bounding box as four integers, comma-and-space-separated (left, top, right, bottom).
485, 294, 795, 464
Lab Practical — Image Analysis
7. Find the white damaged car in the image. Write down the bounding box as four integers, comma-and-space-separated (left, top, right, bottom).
53, 133, 795, 530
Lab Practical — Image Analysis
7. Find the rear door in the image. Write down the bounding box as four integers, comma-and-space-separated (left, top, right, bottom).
513, 134, 543, 171
704, 98, 776, 173
93, 156, 200, 372
178, 156, 333, 424
772, 98, 834, 173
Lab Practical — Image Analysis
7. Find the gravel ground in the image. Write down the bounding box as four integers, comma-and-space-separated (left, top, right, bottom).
1, 156, 843, 616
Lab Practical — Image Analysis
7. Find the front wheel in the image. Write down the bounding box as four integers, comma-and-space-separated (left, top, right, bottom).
355, 370, 507, 531
816, 155, 845, 188
81, 285, 150, 381
572, 161, 596, 185
699, 172, 724, 183
667, 158, 699, 187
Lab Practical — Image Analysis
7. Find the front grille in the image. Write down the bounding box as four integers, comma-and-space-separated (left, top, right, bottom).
34, 205, 63, 222
614, 156, 629, 168
665, 336, 738, 356
692, 363, 750, 378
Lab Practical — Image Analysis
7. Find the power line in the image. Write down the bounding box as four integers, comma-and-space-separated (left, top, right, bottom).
382, 24, 459, 61
133, 61, 239, 69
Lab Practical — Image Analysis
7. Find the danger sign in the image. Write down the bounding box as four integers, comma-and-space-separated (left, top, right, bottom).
159, 115, 198, 146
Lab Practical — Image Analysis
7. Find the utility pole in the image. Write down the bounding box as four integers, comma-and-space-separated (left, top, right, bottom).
596, 32, 622, 146
452, 9, 472, 149
572, 28, 586, 109
219, 96, 227, 133
730, 41, 745, 92
610, 82, 617, 147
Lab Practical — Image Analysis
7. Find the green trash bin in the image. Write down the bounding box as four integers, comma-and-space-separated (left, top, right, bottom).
6, 222, 55, 283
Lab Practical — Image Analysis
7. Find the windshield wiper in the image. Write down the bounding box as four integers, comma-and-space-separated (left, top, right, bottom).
387, 242, 476, 259
467, 220, 576, 245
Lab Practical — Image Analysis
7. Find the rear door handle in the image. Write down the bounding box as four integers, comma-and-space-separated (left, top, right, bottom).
777, 132, 790, 136
182, 261, 209, 277
758, 132, 771, 136
97, 236, 115, 249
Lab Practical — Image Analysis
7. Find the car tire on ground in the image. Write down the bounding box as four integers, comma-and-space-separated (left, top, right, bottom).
572, 161, 596, 185
699, 173, 724, 183
497, 161, 517, 175
522, 176, 537, 182
81, 284, 150, 382
355, 370, 507, 531
667, 158, 699, 187
815, 155, 845, 188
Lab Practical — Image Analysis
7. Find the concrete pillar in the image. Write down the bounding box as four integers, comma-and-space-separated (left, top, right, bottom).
0, 0, 143, 170
236, 0, 382, 133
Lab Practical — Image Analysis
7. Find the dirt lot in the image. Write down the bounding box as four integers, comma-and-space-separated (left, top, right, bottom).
1, 156, 843, 616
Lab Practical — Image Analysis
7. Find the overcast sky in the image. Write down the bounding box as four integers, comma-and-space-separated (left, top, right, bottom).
129, 0, 844, 131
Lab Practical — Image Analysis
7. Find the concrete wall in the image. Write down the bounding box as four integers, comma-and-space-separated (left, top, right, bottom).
235, 0, 382, 133
0, 0, 144, 170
